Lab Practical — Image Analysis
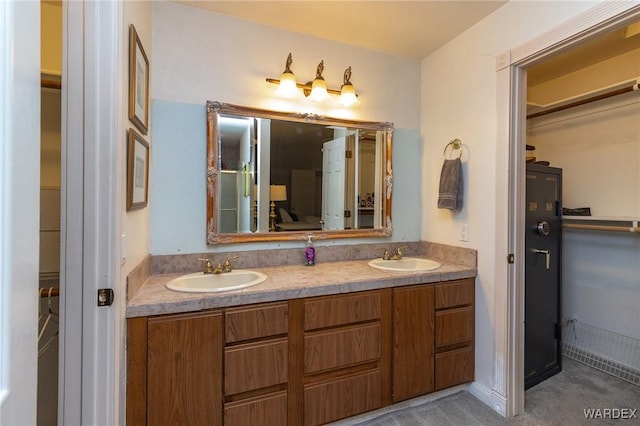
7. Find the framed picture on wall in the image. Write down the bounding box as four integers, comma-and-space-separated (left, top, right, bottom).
129, 24, 149, 135
127, 128, 150, 211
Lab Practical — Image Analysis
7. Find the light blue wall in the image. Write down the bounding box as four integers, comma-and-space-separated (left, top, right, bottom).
150, 100, 422, 255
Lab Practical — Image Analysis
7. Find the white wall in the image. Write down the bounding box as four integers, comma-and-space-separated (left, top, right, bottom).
421, 0, 600, 400
150, 1, 422, 254
123, 2, 152, 275
529, 95, 639, 217
563, 230, 640, 340
120, 2, 152, 425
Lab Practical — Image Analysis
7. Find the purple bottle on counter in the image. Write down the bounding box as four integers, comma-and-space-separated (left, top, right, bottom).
304, 235, 315, 266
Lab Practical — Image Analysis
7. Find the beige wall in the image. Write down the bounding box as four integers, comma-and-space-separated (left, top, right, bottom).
122, 1, 152, 276
421, 0, 601, 400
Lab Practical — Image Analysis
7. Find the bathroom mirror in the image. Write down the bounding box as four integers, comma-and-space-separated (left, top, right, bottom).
206, 101, 393, 244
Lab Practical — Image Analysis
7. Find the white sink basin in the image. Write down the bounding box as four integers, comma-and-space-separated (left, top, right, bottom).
368, 257, 441, 272
166, 270, 268, 293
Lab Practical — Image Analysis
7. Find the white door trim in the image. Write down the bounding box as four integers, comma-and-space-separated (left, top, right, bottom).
495, 1, 640, 418
0, 1, 40, 424
60, 1, 122, 424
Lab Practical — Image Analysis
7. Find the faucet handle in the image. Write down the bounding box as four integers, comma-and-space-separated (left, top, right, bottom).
382, 249, 391, 260
198, 258, 214, 274
223, 255, 239, 272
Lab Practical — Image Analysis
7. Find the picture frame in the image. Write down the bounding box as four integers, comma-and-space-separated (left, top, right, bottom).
127, 128, 150, 211
129, 24, 149, 135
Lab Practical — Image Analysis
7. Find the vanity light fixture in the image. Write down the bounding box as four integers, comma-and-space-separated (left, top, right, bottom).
266, 53, 359, 106
309, 60, 328, 101
340, 66, 359, 107
276, 53, 298, 98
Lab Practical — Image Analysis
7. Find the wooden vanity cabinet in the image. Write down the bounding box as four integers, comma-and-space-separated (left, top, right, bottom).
126, 278, 475, 426
434, 278, 475, 390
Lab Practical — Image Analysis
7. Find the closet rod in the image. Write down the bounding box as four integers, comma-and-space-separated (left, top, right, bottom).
527, 83, 639, 119
39, 288, 60, 298
563, 223, 640, 233
41, 79, 61, 90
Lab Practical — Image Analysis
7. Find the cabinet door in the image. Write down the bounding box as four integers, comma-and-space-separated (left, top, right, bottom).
392, 285, 434, 402
147, 311, 223, 426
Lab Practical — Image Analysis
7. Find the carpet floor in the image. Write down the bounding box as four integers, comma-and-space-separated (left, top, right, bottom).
342, 357, 640, 425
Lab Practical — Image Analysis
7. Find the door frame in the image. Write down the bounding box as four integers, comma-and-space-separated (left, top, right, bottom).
60, 1, 122, 424
495, 2, 640, 417
0, 1, 41, 424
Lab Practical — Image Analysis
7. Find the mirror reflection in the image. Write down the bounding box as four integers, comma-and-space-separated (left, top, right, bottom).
207, 101, 393, 244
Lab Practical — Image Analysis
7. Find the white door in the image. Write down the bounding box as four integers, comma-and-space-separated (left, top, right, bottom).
0, 1, 41, 424
322, 137, 346, 230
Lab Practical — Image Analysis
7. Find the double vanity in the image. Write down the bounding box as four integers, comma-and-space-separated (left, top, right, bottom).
126, 243, 476, 426
126, 102, 475, 425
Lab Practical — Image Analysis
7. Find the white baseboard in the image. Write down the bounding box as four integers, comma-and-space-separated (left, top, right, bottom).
467, 381, 507, 417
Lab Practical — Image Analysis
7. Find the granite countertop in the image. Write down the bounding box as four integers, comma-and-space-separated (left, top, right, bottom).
126, 257, 476, 318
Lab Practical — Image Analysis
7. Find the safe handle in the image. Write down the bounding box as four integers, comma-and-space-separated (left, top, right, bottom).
532, 249, 550, 269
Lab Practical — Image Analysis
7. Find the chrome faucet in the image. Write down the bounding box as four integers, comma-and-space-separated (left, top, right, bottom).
383, 246, 405, 260
199, 256, 240, 274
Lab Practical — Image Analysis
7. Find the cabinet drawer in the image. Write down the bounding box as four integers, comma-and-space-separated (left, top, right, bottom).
435, 279, 474, 309
304, 369, 382, 426
435, 307, 473, 348
224, 338, 288, 395
435, 346, 474, 390
225, 302, 288, 343
304, 323, 380, 374
224, 391, 287, 426
304, 291, 380, 331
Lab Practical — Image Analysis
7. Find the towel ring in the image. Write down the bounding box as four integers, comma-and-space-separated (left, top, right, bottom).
443, 138, 463, 159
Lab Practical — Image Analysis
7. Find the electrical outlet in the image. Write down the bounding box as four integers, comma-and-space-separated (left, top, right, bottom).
459, 223, 469, 242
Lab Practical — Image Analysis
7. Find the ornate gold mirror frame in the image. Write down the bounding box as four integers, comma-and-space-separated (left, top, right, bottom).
206, 101, 393, 244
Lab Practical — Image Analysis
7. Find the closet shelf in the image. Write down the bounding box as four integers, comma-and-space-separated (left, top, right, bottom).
563, 216, 640, 233
527, 79, 639, 119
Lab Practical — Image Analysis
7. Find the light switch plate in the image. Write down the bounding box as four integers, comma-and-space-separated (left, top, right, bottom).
459, 223, 469, 242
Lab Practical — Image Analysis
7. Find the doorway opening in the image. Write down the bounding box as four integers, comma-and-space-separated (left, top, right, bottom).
506, 4, 640, 416
38, 1, 62, 425
523, 19, 640, 391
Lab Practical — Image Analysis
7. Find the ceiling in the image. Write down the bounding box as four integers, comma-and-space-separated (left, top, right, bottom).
175, 1, 639, 98
174, 1, 507, 59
